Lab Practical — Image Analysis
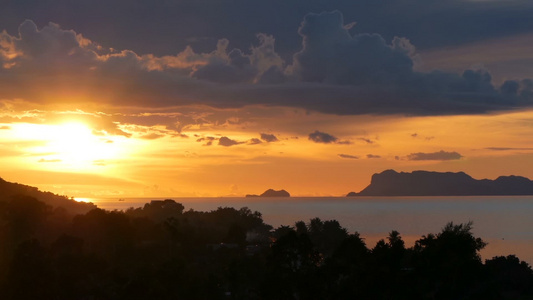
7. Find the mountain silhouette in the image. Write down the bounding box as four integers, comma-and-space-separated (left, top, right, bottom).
347, 170, 533, 196
0, 177, 96, 214
246, 189, 291, 197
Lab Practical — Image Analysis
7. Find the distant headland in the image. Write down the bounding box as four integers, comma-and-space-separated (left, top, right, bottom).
246, 189, 291, 197
347, 170, 533, 196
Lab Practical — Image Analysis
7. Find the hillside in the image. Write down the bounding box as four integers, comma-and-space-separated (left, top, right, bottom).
0, 177, 96, 214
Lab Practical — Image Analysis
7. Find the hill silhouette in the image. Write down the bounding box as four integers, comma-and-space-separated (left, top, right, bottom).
347, 170, 533, 196
246, 189, 291, 197
0, 177, 96, 214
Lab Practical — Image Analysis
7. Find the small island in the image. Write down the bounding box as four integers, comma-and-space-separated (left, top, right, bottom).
347, 169, 533, 196
246, 189, 291, 197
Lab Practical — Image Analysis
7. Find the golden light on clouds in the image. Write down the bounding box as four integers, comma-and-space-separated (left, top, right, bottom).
1, 105, 533, 198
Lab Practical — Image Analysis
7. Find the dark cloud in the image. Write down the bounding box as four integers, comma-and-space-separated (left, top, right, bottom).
218, 136, 242, 147
197, 136, 216, 146
260, 133, 278, 142
407, 150, 463, 161
308, 130, 338, 144
366, 154, 381, 159
2, 0, 533, 58
248, 138, 262, 145
338, 154, 358, 159
0, 13, 533, 117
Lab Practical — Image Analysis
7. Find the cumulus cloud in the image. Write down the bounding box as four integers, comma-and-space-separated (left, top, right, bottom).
407, 150, 463, 161
0, 14, 532, 118
338, 154, 358, 159
308, 130, 338, 144
260, 133, 278, 142
290, 11, 415, 86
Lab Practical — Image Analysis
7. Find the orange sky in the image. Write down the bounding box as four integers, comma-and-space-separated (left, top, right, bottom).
1, 16, 533, 198
1, 108, 533, 198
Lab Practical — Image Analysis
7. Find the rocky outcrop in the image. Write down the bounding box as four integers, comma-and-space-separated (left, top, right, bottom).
347, 170, 533, 196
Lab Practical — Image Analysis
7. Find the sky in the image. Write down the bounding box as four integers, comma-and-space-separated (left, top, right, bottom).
1, 0, 533, 198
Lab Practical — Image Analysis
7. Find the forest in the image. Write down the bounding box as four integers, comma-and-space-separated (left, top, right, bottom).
1, 195, 532, 300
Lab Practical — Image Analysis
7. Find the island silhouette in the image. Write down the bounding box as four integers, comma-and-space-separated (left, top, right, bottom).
245, 189, 291, 197
347, 169, 533, 196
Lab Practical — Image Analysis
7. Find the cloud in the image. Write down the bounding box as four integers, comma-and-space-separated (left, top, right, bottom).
139, 133, 165, 140
357, 138, 374, 144
3, 0, 533, 60
0, 14, 533, 118
197, 136, 216, 146
338, 154, 358, 159
248, 138, 262, 145
366, 154, 381, 159
218, 136, 242, 147
260, 133, 278, 142
308, 130, 338, 144
0, 125, 10, 130
38, 158, 61, 163
410, 133, 435, 141
407, 150, 463, 161
485, 147, 533, 151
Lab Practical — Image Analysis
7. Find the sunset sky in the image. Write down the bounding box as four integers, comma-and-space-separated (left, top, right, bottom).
1, 0, 533, 198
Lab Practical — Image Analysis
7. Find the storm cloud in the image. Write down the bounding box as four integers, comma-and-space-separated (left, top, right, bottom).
0, 11, 533, 117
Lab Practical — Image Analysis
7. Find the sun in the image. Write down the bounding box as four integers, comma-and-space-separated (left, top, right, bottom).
46, 122, 119, 164
12, 121, 125, 171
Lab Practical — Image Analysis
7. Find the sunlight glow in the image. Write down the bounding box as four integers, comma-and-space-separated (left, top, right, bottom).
11, 122, 125, 171
73, 197, 93, 203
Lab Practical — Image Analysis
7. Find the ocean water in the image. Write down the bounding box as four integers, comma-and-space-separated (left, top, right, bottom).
83, 196, 533, 265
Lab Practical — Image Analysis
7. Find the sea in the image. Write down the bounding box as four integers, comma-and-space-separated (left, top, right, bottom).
79, 196, 533, 265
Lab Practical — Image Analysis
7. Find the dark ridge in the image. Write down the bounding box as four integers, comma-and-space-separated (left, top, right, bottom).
0, 176, 96, 214
347, 170, 533, 196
